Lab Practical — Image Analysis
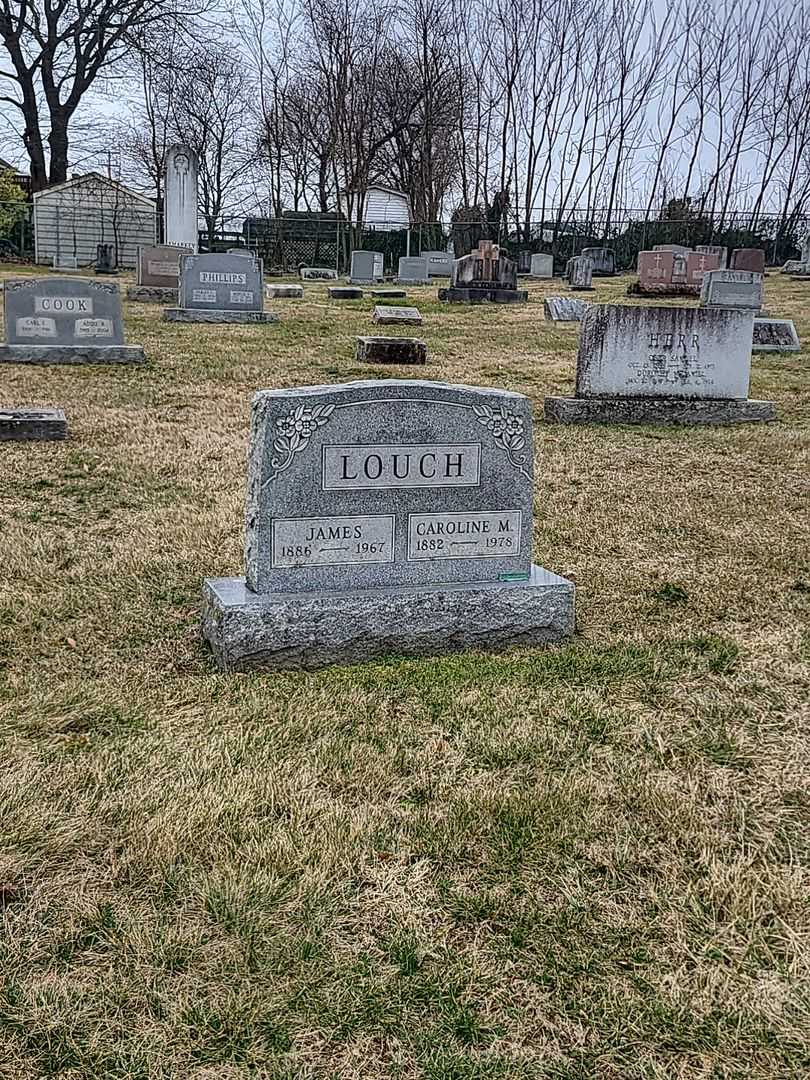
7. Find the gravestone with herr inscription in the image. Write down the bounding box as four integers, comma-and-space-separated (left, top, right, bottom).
544, 304, 775, 425
164, 252, 277, 324
202, 379, 575, 670
1, 278, 145, 364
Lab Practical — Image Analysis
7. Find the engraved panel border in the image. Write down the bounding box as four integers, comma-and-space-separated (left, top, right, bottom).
406, 509, 523, 561
271, 513, 395, 568
321, 443, 482, 492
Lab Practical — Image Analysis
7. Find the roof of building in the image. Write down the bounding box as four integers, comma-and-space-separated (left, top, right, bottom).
32, 172, 156, 208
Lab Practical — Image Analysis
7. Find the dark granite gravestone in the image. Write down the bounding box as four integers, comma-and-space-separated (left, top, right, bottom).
544, 305, 775, 425
201, 379, 575, 670
581, 247, 616, 276
95, 244, 116, 274
438, 241, 528, 303
356, 336, 427, 363
349, 251, 384, 284
0, 278, 144, 364
543, 296, 588, 322
0, 408, 68, 440
752, 319, 800, 352
128, 244, 193, 303
372, 306, 422, 326
164, 253, 277, 324
730, 248, 766, 273
329, 286, 363, 300
369, 288, 407, 298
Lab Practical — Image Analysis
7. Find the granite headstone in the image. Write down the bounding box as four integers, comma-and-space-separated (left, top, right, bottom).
695, 245, 728, 268
164, 145, 198, 251
0, 408, 68, 441
397, 257, 430, 284
356, 336, 427, 364
423, 251, 454, 276
581, 247, 616, 276
544, 305, 775, 425
202, 379, 575, 669
567, 256, 593, 290
530, 253, 554, 278
1, 277, 144, 364
700, 269, 763, 310
164, 253, 277, 323
730, 248, 765, 273
373, 305, 422, 326
301, 267, 338, 281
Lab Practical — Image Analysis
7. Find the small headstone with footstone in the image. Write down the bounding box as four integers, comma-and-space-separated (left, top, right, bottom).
544, 304, 775, 426
164, 252, 277, 324
201, 378, 575, 670
0, 278, 145, 364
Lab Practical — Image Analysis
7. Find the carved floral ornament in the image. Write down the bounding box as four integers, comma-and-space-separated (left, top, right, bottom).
267, 398, 530, 480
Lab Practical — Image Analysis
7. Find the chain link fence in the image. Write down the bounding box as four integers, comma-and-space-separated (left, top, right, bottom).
1, 201, 807, 275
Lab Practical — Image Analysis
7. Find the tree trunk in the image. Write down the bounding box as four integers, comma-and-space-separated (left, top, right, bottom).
47, 111, 71, 185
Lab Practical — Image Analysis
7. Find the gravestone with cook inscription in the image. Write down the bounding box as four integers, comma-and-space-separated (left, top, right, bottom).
127, 243, 193, 302
544, 304, 775, 425
201, 379, 575, 670
164, 253, 277, 324
0, 278, 145, 364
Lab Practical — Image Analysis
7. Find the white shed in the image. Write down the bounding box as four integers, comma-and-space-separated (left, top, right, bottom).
33, 174, 156, 268
341, 186, 411, 232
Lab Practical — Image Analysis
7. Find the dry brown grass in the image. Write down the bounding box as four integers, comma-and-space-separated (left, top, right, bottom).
0, 267, 808, 1079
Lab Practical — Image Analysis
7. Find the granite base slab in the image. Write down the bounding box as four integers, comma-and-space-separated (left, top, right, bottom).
369, 289, 407, 298
329, 287, 364, 299
162, 308, 278, 324
438, 287, 528, 303
356, 336, 427, 364
544, 396, 776, 425
201, 565, 576, 671
627, 283, 701, 298
127, 285, 178, 303
0, 345, 145, 365
265, 284, 304, 299
0, 408, 68, 441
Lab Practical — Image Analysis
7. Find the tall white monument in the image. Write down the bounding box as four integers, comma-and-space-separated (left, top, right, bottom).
164, 145, 198, 251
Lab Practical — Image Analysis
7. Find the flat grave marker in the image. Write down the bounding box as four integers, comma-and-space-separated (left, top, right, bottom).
356, 336, 427, 364
0, 407, 68, 441
752, 318, 801, 352
202, 379, 575, 670
265, 284, 304, 299
301, 267, 338, 281
372, 305, 423, 326
544, 296, 588, 322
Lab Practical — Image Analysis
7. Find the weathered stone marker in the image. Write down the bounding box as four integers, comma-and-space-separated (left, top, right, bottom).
1, 278, 145, 364
372, 305, 422, 326
695, 244, 727, 268
530, 253, 554, 278
164, 145, 198, 251
265, 284, 304, 299
356, 336, 427, 364
423, 251, 454, 276
127, 243, 193, 303
581, 247, 616, 276
686, 251, 720, 286
397, 256, 430, 284
164, 253, 277, 324
349, 250, 384, 284
700, 269, 763, 310
439, 240, 528, 303
544, 305, 775, 425
633, 250, 701, 296
301, 267, 338, 280
543, 296, 588, 322
567, 256, 593, 290
0, 407, 68, 441
201, 379, 575, 670
752, 318, 800, 352
369, 288, 407, 298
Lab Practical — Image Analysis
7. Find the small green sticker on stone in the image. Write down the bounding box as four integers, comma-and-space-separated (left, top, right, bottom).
499, 572, 530, 582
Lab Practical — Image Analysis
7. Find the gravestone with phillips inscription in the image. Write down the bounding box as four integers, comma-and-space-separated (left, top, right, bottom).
1, 278, 145, 364
164, 252, 277, 324
202, 379, 575, 670
544, 304, 775, 425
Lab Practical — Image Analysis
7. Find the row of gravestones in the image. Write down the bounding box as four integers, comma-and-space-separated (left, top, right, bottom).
203, 297, 782, 671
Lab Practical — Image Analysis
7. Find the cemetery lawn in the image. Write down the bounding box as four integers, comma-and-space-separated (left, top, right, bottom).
2, 268, 810, 1080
